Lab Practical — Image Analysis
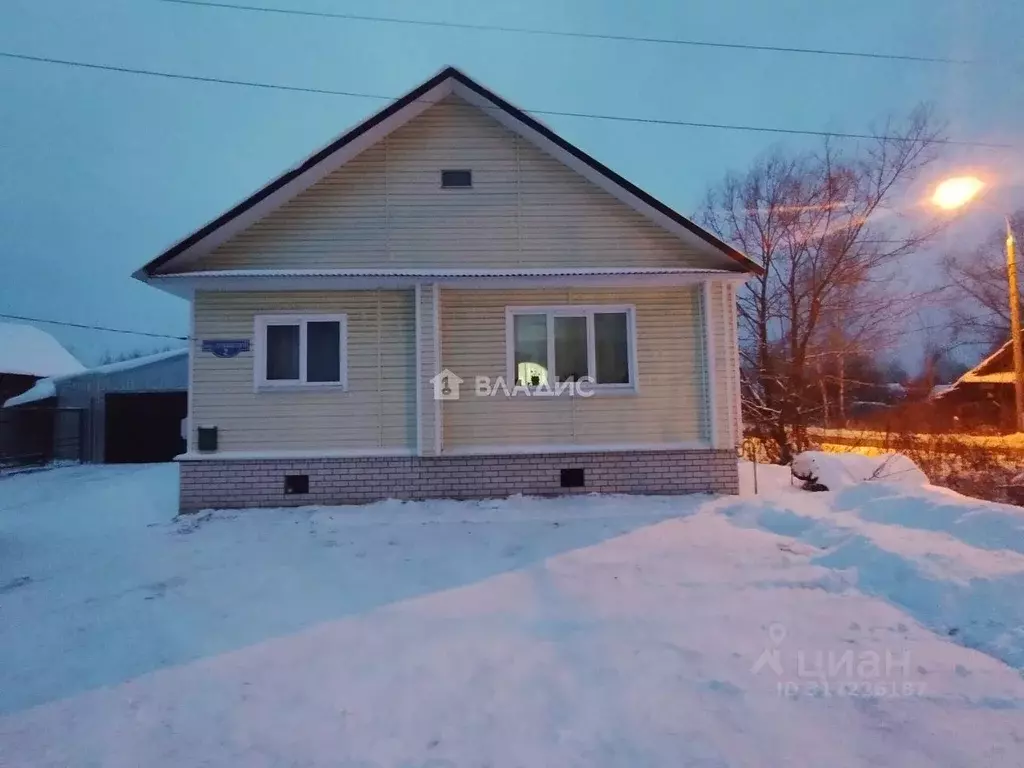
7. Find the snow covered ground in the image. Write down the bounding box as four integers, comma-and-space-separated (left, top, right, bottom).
1, 462, 1023, 767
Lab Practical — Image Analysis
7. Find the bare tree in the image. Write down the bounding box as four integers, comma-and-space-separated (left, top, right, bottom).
943, 210, 1024, 350
700, 106, 944, 463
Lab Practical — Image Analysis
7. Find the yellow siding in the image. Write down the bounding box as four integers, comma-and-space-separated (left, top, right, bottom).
193, 96, 718, 272
439, 287, 706, 450
192, 290, 415, 452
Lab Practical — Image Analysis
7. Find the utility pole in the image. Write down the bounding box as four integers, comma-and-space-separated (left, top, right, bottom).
1006, 218, 1024, 432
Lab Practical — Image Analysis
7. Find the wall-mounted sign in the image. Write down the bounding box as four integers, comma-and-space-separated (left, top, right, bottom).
201, 339, 250, 359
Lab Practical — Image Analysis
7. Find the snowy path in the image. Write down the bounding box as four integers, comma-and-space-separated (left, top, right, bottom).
1, 464, 1023, 767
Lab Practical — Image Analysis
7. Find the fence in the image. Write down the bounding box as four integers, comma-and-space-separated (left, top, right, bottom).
0, 407, 85, 469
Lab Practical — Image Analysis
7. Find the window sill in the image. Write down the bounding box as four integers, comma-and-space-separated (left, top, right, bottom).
586, 386, 639, 397
512, 385, 639, 397
254, 382, 349, 393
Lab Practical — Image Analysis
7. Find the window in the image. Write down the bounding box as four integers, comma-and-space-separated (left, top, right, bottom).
254, 314, 347, 389
507, 306, 636, 390
441, 169, 472, 188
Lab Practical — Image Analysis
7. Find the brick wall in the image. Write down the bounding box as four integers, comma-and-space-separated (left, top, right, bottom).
178, 449, 739, 512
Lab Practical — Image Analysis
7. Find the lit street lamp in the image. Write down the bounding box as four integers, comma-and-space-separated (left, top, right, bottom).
932, 176, 1022, 431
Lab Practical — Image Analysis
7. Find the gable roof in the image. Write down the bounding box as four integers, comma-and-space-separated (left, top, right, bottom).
938, 337, 1015, 396
136, 66, 760, 278
0, 323, 85, 379
967, 339, 1013, 379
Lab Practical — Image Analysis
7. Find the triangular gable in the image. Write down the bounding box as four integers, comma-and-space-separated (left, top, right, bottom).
136, 66, 760, 278
971, 340, 1013, 377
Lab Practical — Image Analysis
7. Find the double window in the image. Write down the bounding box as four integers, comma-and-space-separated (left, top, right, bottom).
254, 314, 347, 389
507, 306, 636, 391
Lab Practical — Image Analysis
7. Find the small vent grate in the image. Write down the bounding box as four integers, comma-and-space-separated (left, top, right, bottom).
284, 474, 309, 495
560, 468, 585, 488
441, 169, 472, 188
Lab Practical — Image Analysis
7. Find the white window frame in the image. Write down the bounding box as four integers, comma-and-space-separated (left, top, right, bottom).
253, 313, 348, 391
504, 305, 638, 394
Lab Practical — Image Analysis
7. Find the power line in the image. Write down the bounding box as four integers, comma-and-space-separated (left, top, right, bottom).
157, 0, 974, 66
0, 51, 1009, 147
0, 312, 187, 340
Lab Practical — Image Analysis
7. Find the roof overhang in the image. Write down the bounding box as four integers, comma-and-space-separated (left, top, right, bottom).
135, 66, 760, 281
960, 371, 1017, 384
147, 268, 750, 298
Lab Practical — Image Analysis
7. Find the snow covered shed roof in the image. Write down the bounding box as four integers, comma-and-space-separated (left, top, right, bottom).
3, 348, 187, 408
0, 323, 84, 378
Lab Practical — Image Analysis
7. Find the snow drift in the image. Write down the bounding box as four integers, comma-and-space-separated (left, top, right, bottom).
791, 451, 928, 492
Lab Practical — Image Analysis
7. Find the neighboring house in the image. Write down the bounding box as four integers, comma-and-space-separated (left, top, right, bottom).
0, 322, 84, 404
135, 67, 759, 511
935, 340, 1019, 430
4, 349, 188, 463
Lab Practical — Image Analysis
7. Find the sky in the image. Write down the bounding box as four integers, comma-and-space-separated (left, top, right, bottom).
1, 0, 1023, 366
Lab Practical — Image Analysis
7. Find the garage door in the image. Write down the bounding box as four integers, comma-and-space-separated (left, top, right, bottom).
104, 392, 187, 463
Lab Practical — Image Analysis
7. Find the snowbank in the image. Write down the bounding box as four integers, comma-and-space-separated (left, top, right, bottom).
791, 450, 928, 491
0, 323, 83, 378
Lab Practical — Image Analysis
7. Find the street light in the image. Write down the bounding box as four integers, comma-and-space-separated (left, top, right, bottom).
932, 176, 985, 210
932, 176, 1023, 431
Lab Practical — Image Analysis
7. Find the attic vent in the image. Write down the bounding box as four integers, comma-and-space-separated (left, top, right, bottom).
441, 169, 472, 188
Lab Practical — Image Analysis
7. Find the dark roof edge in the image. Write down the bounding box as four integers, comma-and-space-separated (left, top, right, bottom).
138, 66, 761, 277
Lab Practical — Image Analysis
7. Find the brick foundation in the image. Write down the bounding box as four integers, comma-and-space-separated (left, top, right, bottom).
178, 449, 739, 512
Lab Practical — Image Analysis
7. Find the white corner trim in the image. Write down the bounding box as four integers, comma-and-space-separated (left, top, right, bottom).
431, 283, 442, 457
702, 282, 720, 449
730, 283, 743, 446
176, 448, 416, 462
716, 284, 733, 446
441, 442, 713, 457
414, 283, 424, 456
186, 303, 195, 454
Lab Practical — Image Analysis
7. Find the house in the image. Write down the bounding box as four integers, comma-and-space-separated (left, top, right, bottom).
134, 67, 759, 511
4, 348, 188, 463
935, 340, 1019, 430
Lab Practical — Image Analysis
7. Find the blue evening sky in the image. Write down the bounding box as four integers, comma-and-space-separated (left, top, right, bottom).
2, 0, 1022, 365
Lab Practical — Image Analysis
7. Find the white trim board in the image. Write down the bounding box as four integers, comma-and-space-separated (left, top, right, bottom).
414, 283, 424, 456
148, 272, 749, 299
176, 448, 416, 462
176, 442, 718, 461
701, 282, 719, 448
186, 305, 195, 454
431, 283, 443, 457
441, 442, 714, 457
